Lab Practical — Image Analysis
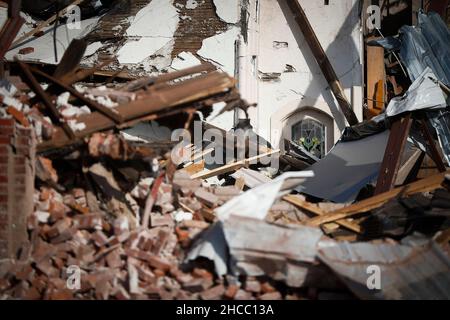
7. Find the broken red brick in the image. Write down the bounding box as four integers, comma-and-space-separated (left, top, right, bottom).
259, 292, 282, 300
224, 284, 239, 299
47, 218, 72, 238
105, 249, 122, 269
194, 188, 219, 208
91, 230, 109, 247
245, 280, 261, 293
74, 213, 102, 230
18, 47, 34, 55
182, 277, 213, 293
200, 284, 225, 300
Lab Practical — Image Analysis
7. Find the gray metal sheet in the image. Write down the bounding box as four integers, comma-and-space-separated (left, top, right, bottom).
295, 130, 390, 203
318, 241, 450, 300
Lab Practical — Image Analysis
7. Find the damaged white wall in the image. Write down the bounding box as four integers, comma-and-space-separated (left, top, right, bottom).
1, 0, 364, 143
239, 0, 364, 151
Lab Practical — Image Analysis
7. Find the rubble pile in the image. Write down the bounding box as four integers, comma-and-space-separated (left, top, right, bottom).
0, 146, 321, 300
0, 0, 449, 300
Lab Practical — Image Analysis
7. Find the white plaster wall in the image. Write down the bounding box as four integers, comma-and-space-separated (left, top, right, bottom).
239, 0, 364, 150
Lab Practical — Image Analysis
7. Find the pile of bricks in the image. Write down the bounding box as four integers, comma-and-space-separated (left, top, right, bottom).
0, 153, 309, 300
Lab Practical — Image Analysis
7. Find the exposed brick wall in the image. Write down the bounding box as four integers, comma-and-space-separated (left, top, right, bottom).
0, 118, 35, 259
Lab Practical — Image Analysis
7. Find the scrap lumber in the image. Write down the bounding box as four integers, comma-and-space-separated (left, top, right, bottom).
29, 66, 124, 124
283, 194, 362, 233
191, 150, 280, 180
17, 60, 76, 139
11, 0, 87, 48
0, 0, 24, 59
306, 170, 450, 227
121, 64, 216, 92
60, 59, 116, 85
419, 119, 447, 173
37, 70, 238, 152
52, 39, 88, 80
375, 115, 446, 195
285, 0, 358, 125
374, 115, 413, 194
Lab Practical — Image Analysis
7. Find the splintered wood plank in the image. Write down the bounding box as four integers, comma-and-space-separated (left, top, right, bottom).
191, 150, 280, 180
374, 114, 412, 194
306, 170, 450, 227
283, 194, 362, 234
37, 70, 236, 151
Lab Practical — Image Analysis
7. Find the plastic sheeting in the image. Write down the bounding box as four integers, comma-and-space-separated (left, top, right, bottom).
386, 68, 447, 117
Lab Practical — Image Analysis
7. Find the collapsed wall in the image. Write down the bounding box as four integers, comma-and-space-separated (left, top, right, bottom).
0, 118, 35, 259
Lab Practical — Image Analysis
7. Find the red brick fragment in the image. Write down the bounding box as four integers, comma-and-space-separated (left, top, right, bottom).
19, 47, 34, 55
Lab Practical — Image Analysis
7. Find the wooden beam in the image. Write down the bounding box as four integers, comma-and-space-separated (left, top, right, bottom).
11, 0, 87, 48
285, 0, 358, 125
420, 119, 446, 173
17, 61, 75, 140
0, 0, 24, 59
283, 194, 362, 233
191, 150, 280, 180
306, 170, 450, 227
53, 39, 87, 79
37, 70, 237, 152
374, 114, 413, 194
30, 66, 124, 124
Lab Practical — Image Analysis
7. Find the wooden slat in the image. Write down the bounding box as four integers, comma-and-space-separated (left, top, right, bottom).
283, 194, 362, 233
17, 61, 75, 140
306, 170, 450, 227
30, 66, 124, 124
366, 37, 386, 117
191, 150, 280, 180
37, 70, 237, 151
374, 115, 413, 194
286, 0, 358, 125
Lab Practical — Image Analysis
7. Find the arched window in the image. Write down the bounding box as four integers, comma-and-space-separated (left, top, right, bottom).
292, 118, 325, 158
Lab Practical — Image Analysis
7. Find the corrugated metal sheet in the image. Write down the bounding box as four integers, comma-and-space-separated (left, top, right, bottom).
398, 12, 450, 86
317, 241, 450, 300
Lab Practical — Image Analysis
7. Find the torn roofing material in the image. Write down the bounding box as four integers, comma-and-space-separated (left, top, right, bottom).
398, 12, 450, 86
223, 216, 324, 288
386, 68, 447, 118
317, 241, 450, 300
187, 215, 327, 288
296, 130, 390, 203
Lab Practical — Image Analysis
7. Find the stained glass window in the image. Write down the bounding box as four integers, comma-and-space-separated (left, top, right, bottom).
292, 119, 325, 158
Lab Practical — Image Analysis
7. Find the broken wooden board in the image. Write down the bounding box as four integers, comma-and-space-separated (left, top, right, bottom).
191, 150, 280, 180
37, 70, 238, 152
306, 171, 450, 227
283, 194, 362, 234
